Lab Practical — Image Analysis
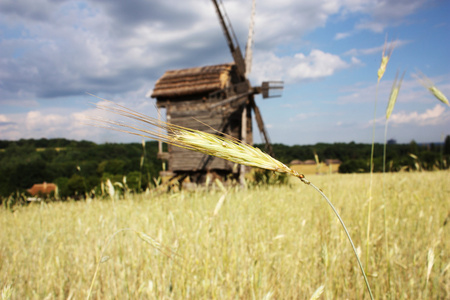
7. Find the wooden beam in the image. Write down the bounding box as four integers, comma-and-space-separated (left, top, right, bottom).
239, 106, 247, 187
157, 106, 163, 155
210, 92, 250, 108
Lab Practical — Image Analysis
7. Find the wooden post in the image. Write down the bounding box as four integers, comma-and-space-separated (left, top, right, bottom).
239, 105, 247, 187
157, 106, 162, 155
157, 106, 167, 171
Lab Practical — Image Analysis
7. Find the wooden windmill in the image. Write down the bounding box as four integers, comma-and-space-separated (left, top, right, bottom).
148, 0, 283, 183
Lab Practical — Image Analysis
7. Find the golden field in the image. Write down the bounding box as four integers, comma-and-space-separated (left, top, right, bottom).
1, 171, 449, 299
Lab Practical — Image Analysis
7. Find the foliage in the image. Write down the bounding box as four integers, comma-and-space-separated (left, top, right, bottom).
257, 138, 449, 173
0, 137, 448, 200
0, 138, 162, 199
251, 169, 289, 186
338, 159, 369, 173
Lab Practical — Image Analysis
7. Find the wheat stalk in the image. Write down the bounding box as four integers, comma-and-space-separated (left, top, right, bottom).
384, 70, 405, 173
368, 35, 395, 274
86, 228, 178, 300
382, 70, 405, 297
426, 248, 435, 284
309, 285, 325, 300
89, 97, 374, 299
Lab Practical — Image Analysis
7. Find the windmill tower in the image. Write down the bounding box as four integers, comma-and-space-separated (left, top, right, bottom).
148, 0, 283, 184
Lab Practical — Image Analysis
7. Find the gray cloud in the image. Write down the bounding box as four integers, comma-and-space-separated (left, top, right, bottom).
0, 0, 229, 104
0, 0, 64, 22
0, 0, 432, 106
0, 121, 16, 127
95, 0, 197, 30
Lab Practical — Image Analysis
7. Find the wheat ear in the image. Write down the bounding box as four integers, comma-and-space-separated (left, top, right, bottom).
89, 97, 374, 299
414, 71, 449, 106
377, 35, 395, 83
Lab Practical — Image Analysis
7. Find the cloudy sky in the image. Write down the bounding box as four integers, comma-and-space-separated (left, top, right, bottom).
1, 0, 449, 145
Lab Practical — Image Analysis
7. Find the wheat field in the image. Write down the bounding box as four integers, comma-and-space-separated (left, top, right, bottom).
1, 171, 449, 299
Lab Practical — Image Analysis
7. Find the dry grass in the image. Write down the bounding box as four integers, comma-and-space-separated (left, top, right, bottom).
290, 163, 340, 175
1, 171, 448, 299
90, 99, 374, 297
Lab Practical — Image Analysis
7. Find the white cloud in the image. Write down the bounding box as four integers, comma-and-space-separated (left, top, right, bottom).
1, 109, 85, 140
0, 95, 161, 143
344, 39, 410, 56
288, 50, 349, 80
251, 49, 352, 84
334, 32, 352, 40
0, 115, 9, 123
252, 0, 342, 47
25, 111, 66, 131
389, 104, 449, 126
370, 103, 450, 127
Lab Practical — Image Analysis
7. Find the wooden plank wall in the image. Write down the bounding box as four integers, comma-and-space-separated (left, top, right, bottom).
166, 99, 251, 172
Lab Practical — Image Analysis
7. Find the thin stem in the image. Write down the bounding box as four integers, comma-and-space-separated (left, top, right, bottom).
305, 179, 374, 300
383, 121, 388, 175
366, 80, 380, 271
383, 120, 392, 296
86, 228, 133, 300
86, 228, 178, 300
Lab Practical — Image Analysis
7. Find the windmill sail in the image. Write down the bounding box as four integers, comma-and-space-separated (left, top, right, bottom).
250, 97, 274, 155
245, 0, 256, 78
210, 0, 278, 156
211, 0, 246, 79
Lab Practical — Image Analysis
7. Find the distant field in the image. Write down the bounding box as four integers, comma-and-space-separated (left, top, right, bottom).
290, 163, 340, 175
1, 171, 448, 299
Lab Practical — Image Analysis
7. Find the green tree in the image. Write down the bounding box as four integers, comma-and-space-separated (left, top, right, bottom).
67, 174, 86, 197
126, 171, 142, 192
444, 135, 450, 155
409, 140, 419, 154
339, 159, 369, 173
54, 177, 69, 199
97, 159, 127, 175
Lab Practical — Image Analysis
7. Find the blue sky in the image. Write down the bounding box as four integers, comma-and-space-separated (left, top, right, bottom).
1, 0, 449, 145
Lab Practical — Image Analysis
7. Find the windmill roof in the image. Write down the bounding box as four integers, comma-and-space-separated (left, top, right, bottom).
149, 64, 233, 98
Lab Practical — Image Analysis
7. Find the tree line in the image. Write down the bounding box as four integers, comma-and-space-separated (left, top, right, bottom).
259, 136, 450, 173
0, 138, 162, 200
1, 136, 449, 199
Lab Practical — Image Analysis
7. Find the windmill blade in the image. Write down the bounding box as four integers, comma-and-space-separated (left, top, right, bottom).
249, 97, 274, 156
211, 0, 246, 79
244, 0, 256, 78
210, 91, 251, 109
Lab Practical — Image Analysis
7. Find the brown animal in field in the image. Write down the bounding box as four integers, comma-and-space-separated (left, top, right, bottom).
27, 182, 57, 197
